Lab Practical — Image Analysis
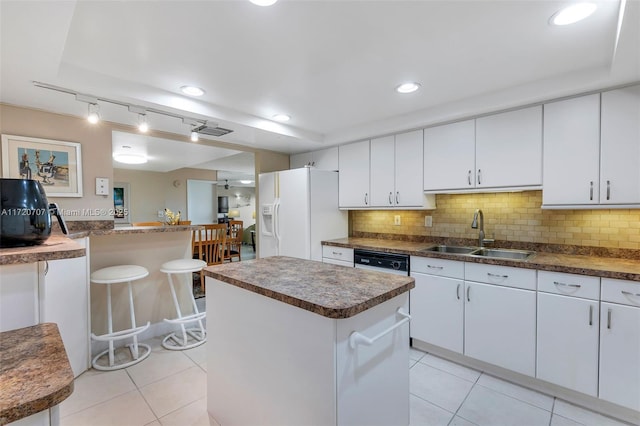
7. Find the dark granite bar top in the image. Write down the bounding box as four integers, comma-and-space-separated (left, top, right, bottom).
323, 238, 640, 282
0, 235, 85, 266
0, 323, 74, 425
203, 256, 414, 319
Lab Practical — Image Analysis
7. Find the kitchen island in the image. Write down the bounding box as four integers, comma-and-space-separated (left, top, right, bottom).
203, 256, 414, 426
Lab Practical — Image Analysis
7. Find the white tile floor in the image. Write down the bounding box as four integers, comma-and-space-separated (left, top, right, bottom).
59, 343, 632, 426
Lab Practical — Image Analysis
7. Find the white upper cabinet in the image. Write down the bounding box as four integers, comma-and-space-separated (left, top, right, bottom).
600, 85, 640, 205
475, 105, 543, 189
370, 136, 396, 207
339, 140, 370, 208
290, 147, 339, 171
542, 85, 640, 208
424, 106, 542, 192
395, 130, 426, 207
543, 94, 600, 206
424, 120, 475, 191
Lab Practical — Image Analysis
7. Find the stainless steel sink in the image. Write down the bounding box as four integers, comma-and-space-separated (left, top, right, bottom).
470, 248, 535, 260
422, 245, 480, 255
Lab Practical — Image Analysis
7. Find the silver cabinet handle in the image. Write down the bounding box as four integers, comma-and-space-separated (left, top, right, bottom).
349, 308, 411, 349
44, 260, 49, 276
396, 191, 399, 204
468, 170, 472, 186
488, 272, 508, 279
467, 286, 471, 302
589, 305, 593, 326
477, 169, 482, 185
365, 192, 368, 205
607, 308, 612, 329
388, 192, 393, 205
606, 180, 611, 200
589, 181, 594, 201
457, 283, 461, 300
622, 290, 640, 297
427, 265, 444, 270
553, 281, 581, 289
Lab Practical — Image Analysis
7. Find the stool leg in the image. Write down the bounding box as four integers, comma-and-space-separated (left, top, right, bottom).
106, 284, 115, 367
167, 273, 188, 346
127, 281, 140, 359
190, 276, 206, 339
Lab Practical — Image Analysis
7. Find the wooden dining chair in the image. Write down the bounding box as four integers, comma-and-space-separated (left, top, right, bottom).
225, 220, 243, 262
197, 224, 227, 291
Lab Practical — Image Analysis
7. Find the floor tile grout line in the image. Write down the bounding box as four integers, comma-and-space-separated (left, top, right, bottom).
448, 370, 483, 425
473, 381, 554, 413
408, 392, 458, 421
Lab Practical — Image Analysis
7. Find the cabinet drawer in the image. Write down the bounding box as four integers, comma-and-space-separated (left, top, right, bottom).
322, 246, 354, 263
410, 256, 464, 279
465, 263, 536, 290
538, 271, 600, 300
601, 278, 640, 307
322, 258, 354, 268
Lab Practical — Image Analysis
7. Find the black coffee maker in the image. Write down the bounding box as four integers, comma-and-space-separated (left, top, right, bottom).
0, 178, 68, 247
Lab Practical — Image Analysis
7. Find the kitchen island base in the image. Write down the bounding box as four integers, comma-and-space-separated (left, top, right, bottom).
206, 276, 409, 426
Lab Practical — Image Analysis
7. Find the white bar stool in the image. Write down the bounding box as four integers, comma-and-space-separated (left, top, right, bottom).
90, 265, 151, 370
160, 259, 207, 350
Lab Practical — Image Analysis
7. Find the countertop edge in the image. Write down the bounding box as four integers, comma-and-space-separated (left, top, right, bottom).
0, 323, 74, 424
322, 239, 640, 282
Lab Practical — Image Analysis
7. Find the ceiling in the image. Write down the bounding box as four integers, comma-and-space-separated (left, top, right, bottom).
1, 1, 639, 156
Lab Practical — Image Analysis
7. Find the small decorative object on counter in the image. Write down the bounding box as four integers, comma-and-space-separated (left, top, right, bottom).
164, 208, 181, 225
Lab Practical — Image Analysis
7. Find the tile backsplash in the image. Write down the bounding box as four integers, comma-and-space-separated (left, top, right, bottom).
350, 191, 640, 249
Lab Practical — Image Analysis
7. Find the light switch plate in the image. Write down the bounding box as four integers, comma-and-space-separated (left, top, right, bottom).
394, 215, 401, 226
95, 178, 109, 195
425, 216, 433, 227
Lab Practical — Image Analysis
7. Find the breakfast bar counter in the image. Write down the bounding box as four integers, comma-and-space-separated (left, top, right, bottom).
203, 256, 414, 425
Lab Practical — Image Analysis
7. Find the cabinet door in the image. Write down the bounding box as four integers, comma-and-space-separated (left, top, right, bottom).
599, 302, 640, 411
338, 140, 370, 208
475, 106, 542, 188
600, 85, 640, 205
410, 273, 464, 353
312, 147, 339, 171
369, 136, 396, 207
537, 293, 599, 396
395, 130, 424, 206
543, 94, 600, 206
40, 254, 89, 377
0, 263, 39, 332
424, 120, 475, 191
464, 282, 536, 376
290, 152, 312, 169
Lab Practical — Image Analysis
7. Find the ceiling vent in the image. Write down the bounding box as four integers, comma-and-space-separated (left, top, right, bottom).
192, 123, 234, 137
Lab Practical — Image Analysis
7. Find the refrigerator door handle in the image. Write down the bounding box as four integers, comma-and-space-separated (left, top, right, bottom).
273, 198, 281, 254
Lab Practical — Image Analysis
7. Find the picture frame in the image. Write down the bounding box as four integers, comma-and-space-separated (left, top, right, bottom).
113, 182, 131, 224
1, 134, 83, 197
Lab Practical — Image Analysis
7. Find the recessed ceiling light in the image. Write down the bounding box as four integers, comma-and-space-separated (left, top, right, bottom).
240, 180, 253, 184
180, 85, 205, 97
395, 82, 421, 94
272, 114, 291, 122
550, 2, 597, 26
250, 0, 278, 6
113, 153, 148, 164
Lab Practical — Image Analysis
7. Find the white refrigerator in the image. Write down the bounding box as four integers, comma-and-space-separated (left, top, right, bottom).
259, 168, 348, 261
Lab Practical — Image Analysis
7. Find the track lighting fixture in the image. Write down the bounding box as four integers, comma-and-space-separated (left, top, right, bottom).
138, 114, 149, 133
190, 130, 199, 142
87, 103, 100, 124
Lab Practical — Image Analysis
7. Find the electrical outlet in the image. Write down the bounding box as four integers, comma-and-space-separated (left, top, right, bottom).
425, 216, 433, 227
394, 215, 401, 226
157, 210, 164, 218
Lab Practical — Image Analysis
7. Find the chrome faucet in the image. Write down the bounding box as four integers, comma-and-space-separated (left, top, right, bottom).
471, 209, 494, 247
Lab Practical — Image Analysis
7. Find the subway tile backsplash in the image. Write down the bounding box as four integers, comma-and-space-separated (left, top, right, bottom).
350, 191, 640, 250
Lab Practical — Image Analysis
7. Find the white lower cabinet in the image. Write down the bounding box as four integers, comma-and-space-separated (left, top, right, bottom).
537, 293, 599, 395
464, 281, 536, 376
410, 273, 464, 353
599, 278, 640, 411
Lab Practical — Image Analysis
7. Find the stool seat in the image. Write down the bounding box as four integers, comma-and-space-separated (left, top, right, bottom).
90, 264, 150, 371
91, 265, 149, 284
161, 259, 206, 274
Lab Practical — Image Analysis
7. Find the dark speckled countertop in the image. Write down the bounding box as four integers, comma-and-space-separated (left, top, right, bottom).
323, 238, 640, 282
0, 323, 74, 425
203, 256, 414, 319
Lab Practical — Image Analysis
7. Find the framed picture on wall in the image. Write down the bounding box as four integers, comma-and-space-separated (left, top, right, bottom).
113, 182, 131, 224
1, 134, 83, 197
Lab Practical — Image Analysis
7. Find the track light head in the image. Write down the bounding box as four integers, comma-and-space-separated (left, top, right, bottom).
138, 113, 149, 133
190, 130, 199, 142
87, 103, 100, 124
